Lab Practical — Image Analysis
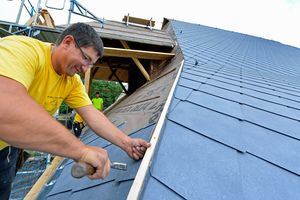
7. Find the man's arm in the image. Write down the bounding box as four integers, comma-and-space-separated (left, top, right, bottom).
75, 105, 151, 160
0, 76, 110, 180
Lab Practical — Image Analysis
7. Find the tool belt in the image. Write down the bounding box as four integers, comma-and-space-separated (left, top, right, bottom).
73, 122, 85, 138
74, 122, 85, 130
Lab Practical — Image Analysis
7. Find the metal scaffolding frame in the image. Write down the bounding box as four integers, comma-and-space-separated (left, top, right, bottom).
4, 0, 104, 37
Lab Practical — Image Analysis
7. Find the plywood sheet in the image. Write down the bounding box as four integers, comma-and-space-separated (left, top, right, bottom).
106, 62, 181, 135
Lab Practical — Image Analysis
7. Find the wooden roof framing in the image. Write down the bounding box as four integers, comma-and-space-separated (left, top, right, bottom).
25, 9, 56, 28
72, 20, 175, 47
74, 19, 176, 97
120, 40, 150, 81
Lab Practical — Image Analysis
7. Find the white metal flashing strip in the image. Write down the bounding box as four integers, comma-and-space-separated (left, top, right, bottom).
127, 59, 184, 200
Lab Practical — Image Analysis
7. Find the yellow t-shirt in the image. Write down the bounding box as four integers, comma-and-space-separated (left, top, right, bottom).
92, 97, 103, 111
0, 35, 92, 150
74, 113, 83, 123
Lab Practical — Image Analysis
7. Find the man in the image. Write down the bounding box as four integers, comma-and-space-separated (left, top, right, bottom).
73, 113, 85, 137
92, 92, 104, 112
0, 23, 150, 200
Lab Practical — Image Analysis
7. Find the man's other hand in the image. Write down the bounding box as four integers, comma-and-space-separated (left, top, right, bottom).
125, 138, 151, 160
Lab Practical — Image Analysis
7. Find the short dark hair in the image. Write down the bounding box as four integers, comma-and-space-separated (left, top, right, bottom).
56, 23, 104, 57
96, 92, 100, 95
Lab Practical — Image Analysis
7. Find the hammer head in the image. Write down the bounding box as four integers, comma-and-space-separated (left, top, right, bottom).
111, 162, 127, 171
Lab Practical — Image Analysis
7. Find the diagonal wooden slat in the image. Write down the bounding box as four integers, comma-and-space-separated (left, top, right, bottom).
120, 40, 150, 81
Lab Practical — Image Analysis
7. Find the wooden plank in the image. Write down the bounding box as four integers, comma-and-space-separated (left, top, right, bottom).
120, 40, 150, 81
93, 67, 128, 82
122, 16, 155, 27
90, 21, 171, 39
108, 64, 129, 95
92, 67, 99, 77
24, 156, 63, 200
60, 21, 175, 47
25, 9, 56, 28
133, 58, 150, 81
84, 68, 92, 97
104, 55, 181, 132
126, 60, 184, 200
93, 26, 173, 44
103, 47, 175, 60
92, 20, 162, 33
42, 12, 56, 28
24, 13, 41, 26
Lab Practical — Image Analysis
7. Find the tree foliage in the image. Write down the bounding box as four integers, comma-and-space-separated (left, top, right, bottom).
90, 80, 123, 110
59, 80, 123, 114
59, 101, 72, 114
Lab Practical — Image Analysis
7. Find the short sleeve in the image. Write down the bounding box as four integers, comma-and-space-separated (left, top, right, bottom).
64, 75, 92, 108
0, 36, 40, 90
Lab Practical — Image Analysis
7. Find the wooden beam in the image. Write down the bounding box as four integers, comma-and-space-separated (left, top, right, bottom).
93, 61, 129, 69
41, 10, 56, 28
126, 60, 184, 200
92, 67, 99, 77
122, 15, 156, 27
120, 41, 150, 81
108, 69, 117, 80
133, 59, 150, 81
24, 156, 63, 200
108, 62, 129, 95
24, 9, 56, 28
84, 68, 92, 97
103, 47, 175, 60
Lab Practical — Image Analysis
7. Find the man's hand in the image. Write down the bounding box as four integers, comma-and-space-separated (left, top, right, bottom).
76, 105, 151, 161
76, 146, 111, 180
125, 138, 151, 160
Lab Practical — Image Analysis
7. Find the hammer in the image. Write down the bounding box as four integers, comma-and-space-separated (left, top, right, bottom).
71, 162, 127, 179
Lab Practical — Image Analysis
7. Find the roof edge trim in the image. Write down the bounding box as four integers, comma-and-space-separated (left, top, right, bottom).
126, 59, 185, 200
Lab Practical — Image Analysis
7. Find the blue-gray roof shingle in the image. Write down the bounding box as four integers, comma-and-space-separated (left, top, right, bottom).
140, 20, 300, 199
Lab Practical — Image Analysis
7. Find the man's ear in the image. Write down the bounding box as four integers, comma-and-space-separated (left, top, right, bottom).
61, 35, 75, 50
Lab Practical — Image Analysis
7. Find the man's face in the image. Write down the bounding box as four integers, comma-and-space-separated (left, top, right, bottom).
56, 36, 100, 77
65, 45, 99, 77
96, 93, 99, 98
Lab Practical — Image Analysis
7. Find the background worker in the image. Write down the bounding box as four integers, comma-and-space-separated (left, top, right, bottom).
0, 23, 150, 200
92, 92, 103, 112
73, 113, 85, 137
